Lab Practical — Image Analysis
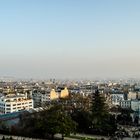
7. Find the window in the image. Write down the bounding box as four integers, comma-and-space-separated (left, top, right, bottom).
6, 112, 10, 113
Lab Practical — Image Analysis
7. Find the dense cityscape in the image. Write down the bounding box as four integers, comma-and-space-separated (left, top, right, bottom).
1, 0, 140, 140
0, 78, 139, 139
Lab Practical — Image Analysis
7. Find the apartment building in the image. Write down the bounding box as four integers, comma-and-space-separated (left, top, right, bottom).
120, 100, 131, 109
111, 93, 124, 105
32, 89, 59, 107
32, 87, 69, 107
0, 94, 33, 114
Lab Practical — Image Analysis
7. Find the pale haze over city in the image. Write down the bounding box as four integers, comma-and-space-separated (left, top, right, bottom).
0, 0, 140, 79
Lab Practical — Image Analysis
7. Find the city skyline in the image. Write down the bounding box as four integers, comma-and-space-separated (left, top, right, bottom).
0, 0, 140, 79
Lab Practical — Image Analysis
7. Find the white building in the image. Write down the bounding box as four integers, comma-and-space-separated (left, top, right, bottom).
131, 100, 140, 112
130, 100, 140, 121
0, 94, 33, 114
32, 89, 59, 107
111, 93, 124, 105
32, 91, 42, 107
120, 100, 131, 109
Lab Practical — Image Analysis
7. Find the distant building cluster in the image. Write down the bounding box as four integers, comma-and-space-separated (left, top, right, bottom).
32, 87, 69, 107
0, 80, 69, 114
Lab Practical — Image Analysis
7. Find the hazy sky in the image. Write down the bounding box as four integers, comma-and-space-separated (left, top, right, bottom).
0, 0, 140, 79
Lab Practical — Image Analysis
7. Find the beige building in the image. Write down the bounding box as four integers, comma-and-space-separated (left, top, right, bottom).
60, 87, 69, 98
128, 91, 137, 100
33, 87, 69, 107
50, 89, 59, 100
33, 89, 59, 107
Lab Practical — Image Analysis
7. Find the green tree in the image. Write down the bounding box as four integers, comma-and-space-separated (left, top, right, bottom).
116, 108, 133, 125
90, 89, 116, 135
58, 111, 77, 140
36, 105, 77, 140
71, 110, 91, 133
91, 89, 108, 125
